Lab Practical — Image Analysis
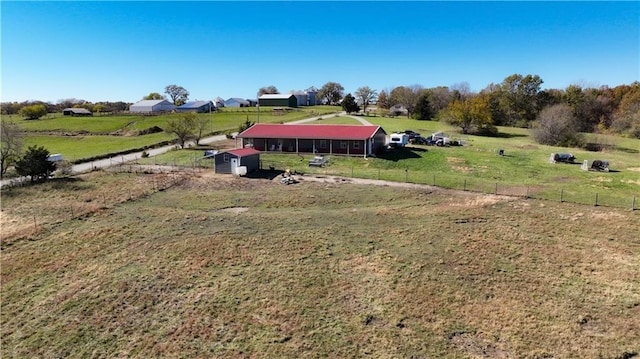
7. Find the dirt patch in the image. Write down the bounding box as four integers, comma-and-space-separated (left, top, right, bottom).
449, 332, 511, 358
221, 207, 249, 214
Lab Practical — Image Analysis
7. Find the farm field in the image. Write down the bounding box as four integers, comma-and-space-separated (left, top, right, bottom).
1, 170, 638, 358
5, 106, 341, 164
142, 117, 640, 209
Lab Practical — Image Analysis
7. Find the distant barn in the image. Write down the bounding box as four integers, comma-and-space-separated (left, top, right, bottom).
176, 101, 215, 113
62, 108, 92, 116
129, 100, 176, 113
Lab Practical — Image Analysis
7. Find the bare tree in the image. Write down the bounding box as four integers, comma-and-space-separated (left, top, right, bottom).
532, 104, 583, 146
354, 86, 377, 114
0, 119, 24, 178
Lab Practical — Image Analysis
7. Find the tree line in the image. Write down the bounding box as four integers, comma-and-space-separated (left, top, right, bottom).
322, 75, 639, 143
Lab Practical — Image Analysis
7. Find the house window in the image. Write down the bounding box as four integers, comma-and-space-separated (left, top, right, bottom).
319, 140, 327, 149
353, 141, 361, 149
340, 141, 348, 149
223, 154, 230, 162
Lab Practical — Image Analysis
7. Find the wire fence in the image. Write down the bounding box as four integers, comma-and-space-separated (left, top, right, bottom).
260, 159, 639, 211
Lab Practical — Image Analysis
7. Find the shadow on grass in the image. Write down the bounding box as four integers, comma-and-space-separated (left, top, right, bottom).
485, 132, 528, 139
378, 147, 426, 162
246, 169, 284, 180
616, 147, 639, 154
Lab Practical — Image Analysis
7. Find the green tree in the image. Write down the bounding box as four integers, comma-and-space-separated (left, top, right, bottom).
258, 86, 279, 97
341, 93, 360, 114
354, 86, 377, 113
442, 95, 495, 135
0, 119, 24, 178
413, 91, 435, 121
164, 85, 189, 106
492, 74, 544, 127
165, 113, 197, 148
19, 104, 47, 120
317, 82, 344, 105
14, 145, 56, 183
143, 92, 165, 100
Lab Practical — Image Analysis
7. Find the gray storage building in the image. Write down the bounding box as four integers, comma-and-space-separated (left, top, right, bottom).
214, 148, 261, 174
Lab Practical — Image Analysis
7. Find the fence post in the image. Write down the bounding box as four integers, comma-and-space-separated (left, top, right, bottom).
463, 179, 467, 191
494, 183, 498, 195
378, 168, 380, 180
433, 174, 436, 186
352, 166, 354, 177
633, 196, 637, 211
525, 186, 529, 199
560, 189, 564, 203
594, 193, 599, 207
405, 168, 408, 182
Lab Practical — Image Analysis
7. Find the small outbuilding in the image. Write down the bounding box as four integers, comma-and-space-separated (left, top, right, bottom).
224, 98, 250, 108
63, 108, 92, 116
214, 148, 260, 175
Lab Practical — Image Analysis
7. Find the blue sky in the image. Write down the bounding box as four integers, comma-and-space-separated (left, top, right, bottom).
1, 1, 638, 104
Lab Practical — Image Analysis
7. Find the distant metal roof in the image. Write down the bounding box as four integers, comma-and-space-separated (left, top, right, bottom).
63, 108, 92, 114
178, 101, 212, 109
131, 99, 171, 106
259, 94, 295, 100
226, 148, 261, 157
238, 124, 385, 141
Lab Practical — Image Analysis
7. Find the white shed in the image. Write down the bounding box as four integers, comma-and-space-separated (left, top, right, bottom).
129, 100, 176, 113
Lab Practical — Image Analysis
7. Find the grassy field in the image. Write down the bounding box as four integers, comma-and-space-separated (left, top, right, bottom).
1, 170, 638, 358
140, 117, 640, 210
5, 106, 342, 164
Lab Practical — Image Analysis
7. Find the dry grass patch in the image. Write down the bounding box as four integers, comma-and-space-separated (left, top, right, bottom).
1, 170, 639, 358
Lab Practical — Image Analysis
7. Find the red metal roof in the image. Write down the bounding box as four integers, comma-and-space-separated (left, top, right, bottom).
227, 148, 260, 157
238, 124, 384, 140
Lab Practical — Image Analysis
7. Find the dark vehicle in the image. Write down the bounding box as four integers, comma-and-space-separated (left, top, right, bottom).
404, 130, 422, 143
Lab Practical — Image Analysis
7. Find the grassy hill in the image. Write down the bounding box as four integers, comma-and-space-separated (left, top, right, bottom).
1, 170, 639, 358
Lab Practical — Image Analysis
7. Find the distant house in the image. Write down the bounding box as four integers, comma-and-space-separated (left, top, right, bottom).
238, 124, 387, 158
213, 148, 260, 174
129, 100, 176, 113
224, 98, 250, 108
62, 108, 92, 116
258, 94, 298, 108
176, 100, 215, 113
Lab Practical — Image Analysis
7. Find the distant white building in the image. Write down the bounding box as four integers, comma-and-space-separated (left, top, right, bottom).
129, 100, 176, 113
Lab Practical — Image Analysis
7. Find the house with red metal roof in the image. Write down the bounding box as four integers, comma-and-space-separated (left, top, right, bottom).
237, 124, 387, 158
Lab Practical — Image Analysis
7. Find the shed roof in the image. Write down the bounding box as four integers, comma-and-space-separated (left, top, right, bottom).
178, 100, 213, 109
131, 99, 171, 107
259, 94, 295, 100
226, 148, 261, 157
238, 124, 385, 140
63, 108, 92, 114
